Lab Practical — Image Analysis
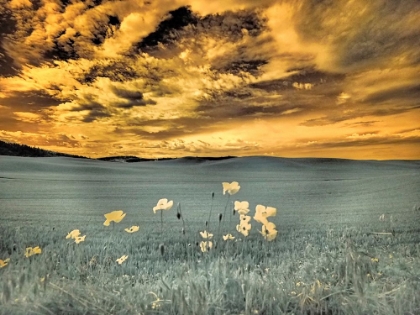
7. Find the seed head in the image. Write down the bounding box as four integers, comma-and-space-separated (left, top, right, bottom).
176, 212, 181, 220
212, 192, 215, 198
159, 243, 165, 256
219, 213, 223, 222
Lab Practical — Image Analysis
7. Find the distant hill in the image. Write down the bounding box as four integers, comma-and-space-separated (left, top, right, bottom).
0, 140, 237, 162
0, 140, 88, 159
97, 156, 156, 162
97, 155, 236, 163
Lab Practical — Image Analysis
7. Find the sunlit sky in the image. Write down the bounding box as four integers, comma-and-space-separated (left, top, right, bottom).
0, 0, 419, 159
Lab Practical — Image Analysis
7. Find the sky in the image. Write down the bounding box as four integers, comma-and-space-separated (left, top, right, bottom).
0, 0, 419, 159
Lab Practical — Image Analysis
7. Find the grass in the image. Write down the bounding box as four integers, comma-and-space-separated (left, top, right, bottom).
1, 195, 420, 314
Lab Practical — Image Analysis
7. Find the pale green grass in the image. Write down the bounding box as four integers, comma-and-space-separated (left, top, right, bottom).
1, 216, 420, 315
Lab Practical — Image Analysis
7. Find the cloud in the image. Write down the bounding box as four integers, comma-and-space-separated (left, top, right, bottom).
292, 0, 420, 72
110, 86, 157, 108
157, 137, 260, 155
13, 112, 43, 123
363, 84, 420, 104
302, 134, 420, 149
8, 0, 32, 9
0, 90, 64, 111
1, 0, 419, 158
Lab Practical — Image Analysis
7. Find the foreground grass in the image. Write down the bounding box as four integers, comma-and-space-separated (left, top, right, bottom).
1, 219, 419, 315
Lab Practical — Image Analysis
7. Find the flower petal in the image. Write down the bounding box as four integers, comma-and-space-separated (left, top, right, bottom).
66, 229, 80, 239
125, 226, 139, 233
237, 209, 250, 215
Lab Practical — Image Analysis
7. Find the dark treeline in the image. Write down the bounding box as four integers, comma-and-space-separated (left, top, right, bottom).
0, 140, 88, 159
97, 156, 156, 162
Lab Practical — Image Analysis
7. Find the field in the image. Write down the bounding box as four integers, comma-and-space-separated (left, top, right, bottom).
0, 156, 419, 315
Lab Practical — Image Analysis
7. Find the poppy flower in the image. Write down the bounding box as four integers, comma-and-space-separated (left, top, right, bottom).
240, 214, 251, 224
25, 246, 42, 258
75, 235, 86, 244
66, 229, 81, 239
236, 221, 251, 237
223, 234, 235, 241
153, 199, 174, 213
222, 182, 240, 195
200, 230, 213, 239
254, 205, 277, 225
0, 258, 10, 268
125, 226, 140, 233
116, 255, 128, 264
234, 201, 250, 215
104, 210, 126, 226
200, 241, 213, 252
259, 222, 278, 241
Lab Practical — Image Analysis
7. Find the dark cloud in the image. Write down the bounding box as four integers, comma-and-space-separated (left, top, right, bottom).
114, 98, 156, 108
192, 68, 347, 121
0, 9, 18, 76
114, 116, 227, 140
249, 68, 345, 92
202, 10, 268, 76
344, 120, 382, 128
111, 87, 143, 101
137, 6, 266, 51
82, 61, 141, 84
301, 116, 339, 127
397, 126, 420, 134
294, 0, 420, 70
363, 84, 420, 104
43, 13, 122, 62
2, 0, 121, 66
0, 115, 23, 132
82, 109, 111, 123
300, 103, 420, 127
90, 15, 121, 46
0, 91, 64, 111
0, 113, 43, 133
304, 135, 420, 149
196, 96, 300, 120
214, 59, 268, 76
69, 98, 111, 122
198, 9, 266, 38
137, 6, 198, 50
44, 31, 80, 61
47, 133, 82, 148
110, 86, 157, 108
134, 7, 269, 77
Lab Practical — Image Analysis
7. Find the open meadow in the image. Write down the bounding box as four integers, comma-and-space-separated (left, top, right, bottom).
0, 156, 419, 315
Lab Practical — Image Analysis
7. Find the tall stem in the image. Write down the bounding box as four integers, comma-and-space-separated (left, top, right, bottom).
206, 193, 215, 231
160, 210, 163, 237
222, 194, 230, 233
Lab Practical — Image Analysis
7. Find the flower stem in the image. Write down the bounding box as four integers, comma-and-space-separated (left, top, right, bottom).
160, 210, 163, 237
178, 203, 186, 233
206, 193, 215, 232
222, 194, 230, 233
